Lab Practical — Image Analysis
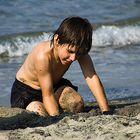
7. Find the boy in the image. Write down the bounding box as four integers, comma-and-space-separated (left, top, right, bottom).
11, 17, 110, 116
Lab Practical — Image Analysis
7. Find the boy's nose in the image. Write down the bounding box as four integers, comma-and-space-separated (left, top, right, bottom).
70, 54, 76, 61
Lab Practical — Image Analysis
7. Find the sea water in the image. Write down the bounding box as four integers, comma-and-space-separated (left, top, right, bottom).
0, 0, 140, 106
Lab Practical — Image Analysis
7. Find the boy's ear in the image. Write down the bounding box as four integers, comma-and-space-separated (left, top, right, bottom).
54, 34, 59, 45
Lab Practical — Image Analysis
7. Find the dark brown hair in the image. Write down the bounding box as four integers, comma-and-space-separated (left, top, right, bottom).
51, 17, 92, 55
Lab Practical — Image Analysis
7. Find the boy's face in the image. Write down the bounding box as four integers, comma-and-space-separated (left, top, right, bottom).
57, 44, 80, 65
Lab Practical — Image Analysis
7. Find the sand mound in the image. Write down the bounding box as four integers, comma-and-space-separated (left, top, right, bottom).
0, 100, 140, 140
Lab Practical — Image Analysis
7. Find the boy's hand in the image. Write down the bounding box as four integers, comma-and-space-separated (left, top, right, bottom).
102, 110, 114, 115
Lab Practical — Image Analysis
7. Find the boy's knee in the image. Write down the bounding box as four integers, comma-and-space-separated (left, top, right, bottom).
59, 87, 84, 113
26, 101, 48, 117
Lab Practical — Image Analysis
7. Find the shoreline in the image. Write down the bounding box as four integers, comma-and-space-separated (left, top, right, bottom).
0, 99, 140, 140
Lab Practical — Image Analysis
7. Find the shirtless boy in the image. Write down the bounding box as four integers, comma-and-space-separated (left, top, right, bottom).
11, 17, 110, 116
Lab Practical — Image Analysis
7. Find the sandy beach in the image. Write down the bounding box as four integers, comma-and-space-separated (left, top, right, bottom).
0, 1, 140, 140
0, 100, 140, 140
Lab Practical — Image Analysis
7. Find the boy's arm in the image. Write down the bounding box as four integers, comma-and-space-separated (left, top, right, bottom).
78, 54, 110, 112
35, 54, 59, 116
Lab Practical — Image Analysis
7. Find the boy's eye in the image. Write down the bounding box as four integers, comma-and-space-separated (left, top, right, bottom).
67, 49, 75, 54
69, 50, 74, 53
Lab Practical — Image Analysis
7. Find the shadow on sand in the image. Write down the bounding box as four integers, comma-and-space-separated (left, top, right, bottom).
0, 100, 140, 130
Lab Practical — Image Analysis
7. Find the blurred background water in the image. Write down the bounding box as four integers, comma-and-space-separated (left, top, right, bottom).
0, 0, 140, 106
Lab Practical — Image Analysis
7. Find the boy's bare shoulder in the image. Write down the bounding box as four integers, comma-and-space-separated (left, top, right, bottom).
32, 41, 52, 55
35, 41, 51, 50
78, 54, 90, 63
32, 41, 52, 62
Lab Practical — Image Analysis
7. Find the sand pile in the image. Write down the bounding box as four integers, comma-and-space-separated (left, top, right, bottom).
0, 100, 140, 140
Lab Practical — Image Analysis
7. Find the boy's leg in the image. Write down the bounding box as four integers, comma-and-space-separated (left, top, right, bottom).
55, 86, 84, 113
25, 77, 84, 115
26, 101, 48, 117
11, 79, 48, 117
26, 86, 84, 116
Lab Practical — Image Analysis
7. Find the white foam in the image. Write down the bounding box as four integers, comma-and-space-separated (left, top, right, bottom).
1, 25, 140, 58
92, 25, 140, 47
0, 32, 51, 57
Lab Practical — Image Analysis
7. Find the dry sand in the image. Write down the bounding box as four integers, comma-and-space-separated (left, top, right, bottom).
0, 100, 140, 140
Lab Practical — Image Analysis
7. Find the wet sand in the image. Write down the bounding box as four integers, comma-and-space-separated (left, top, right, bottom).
0, 100, 140, 140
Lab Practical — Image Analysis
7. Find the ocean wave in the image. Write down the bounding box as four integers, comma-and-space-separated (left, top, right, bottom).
0, 32, 51, 58
0, 25, 140, 58
93, 25, 140, 47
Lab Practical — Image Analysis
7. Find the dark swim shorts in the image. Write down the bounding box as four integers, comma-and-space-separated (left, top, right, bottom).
10, 78, 78, 109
